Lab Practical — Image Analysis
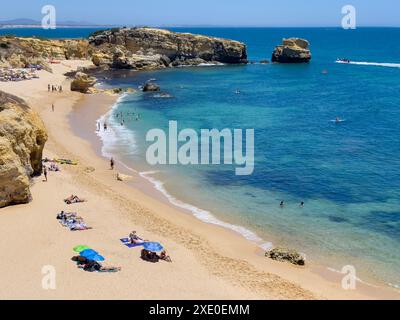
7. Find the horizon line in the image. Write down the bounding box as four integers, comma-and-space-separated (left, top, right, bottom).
1, 24, 400, 29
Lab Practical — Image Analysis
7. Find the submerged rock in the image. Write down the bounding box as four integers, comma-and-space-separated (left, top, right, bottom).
143, 82, 160, 92
70, 72, 97, 93
265, 247, 306, 266
271, 38, 311, 63
0, 91, 48, 208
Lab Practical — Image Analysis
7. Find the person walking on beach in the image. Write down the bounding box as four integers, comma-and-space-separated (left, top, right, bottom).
110, 158, 115, 170
48, 84, 51, 92
52, 103, 54, 112
43, 166, 48, 182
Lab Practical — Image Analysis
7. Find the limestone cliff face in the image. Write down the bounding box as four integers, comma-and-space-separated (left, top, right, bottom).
89, 27, 248, 69
1, 29, 247, 71
0, 91, 47, 208
0, 36, 90, 70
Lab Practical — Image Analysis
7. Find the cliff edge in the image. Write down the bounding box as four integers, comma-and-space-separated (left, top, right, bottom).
0, 91, 47, 207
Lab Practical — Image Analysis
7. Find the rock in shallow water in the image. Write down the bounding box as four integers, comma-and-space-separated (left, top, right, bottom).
271, 38, 311, 63
143, 82, 161, 92
265, 247, 306, 266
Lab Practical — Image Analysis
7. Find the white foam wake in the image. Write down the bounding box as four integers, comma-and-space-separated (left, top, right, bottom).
139, 171, 274, 251
336, 60, 400, 68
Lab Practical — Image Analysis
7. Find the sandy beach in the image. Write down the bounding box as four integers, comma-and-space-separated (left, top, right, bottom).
0, 60, 398, 300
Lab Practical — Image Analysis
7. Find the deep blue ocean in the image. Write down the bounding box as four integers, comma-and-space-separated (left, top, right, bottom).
5, 27, 398, 287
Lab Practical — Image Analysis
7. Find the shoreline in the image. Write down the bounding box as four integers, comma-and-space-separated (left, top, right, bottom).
1, 61, 399, 300
70, 79, 399, 299
87, 76, 399, 292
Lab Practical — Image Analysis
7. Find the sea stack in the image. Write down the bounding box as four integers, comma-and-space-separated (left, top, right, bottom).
271, 38, 311, 63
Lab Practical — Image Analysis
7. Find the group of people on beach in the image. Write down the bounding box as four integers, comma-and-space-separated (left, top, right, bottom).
48, 84, 63, 93
115, 111, 141, 125
43, 156, 171, 273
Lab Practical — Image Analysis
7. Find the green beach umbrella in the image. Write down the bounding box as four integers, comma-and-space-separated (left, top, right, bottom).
73, 245, 91, 253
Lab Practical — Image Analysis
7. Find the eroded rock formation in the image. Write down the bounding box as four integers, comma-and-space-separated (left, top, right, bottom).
0, 91, 47, 207
70, 72, 97, 93
89, 27, 248, 69
0, 36, 90, 70
271, 38, 311, 63
265, 247, 306, 266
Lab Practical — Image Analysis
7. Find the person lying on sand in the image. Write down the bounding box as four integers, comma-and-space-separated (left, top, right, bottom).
129, 231, 146, 244
72, 257, 121, 272
57, 211, 78, 220
64, 195, 86, 205
80, 261, 121, 273
141, 249, 159, 263
68, 220, 92, 231
159, 250, 172, 263
48, 163, 60, 172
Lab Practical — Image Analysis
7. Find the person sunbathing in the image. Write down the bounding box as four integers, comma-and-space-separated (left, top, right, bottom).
129, 231, 145, 244
159, 250, 172, 263
57, 211, 78, 220
70, 221, 92, 231
48, 163, 60, 172
64, 195, 86, 205
141, 249, 159, 263
77, 260, 121, 273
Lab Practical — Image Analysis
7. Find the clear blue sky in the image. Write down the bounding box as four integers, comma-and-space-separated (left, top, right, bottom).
1, 0, 399, 27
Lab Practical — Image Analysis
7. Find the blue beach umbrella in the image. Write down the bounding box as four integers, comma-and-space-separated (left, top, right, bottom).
85, 254, 105, 262
80, 249, 99, 258
143, 242, 164, 252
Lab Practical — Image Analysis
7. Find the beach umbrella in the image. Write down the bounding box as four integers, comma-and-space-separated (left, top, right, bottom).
85, 254, 105, 262
143, 242, 164, 252
73, 245, 91, 253
80, 249, 99, 258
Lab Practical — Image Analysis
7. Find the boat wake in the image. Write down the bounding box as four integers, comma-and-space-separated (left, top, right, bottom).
336, 60, 400, 68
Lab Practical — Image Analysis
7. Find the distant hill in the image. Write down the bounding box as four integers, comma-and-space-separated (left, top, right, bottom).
0, 18, 111, 27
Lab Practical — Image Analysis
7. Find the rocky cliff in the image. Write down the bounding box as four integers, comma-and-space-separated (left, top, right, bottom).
0, 91, 47, 207
1, 28, 247, 71
0, 36, 90, 70
89, 27, 248, 69
271, 38, 311, 63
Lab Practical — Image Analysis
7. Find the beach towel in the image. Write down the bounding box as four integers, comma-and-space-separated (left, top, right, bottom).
120, 238, 144, 248
55, 159, 78, 165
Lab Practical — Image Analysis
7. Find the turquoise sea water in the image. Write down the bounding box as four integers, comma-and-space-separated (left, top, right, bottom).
7, 27, 398, 287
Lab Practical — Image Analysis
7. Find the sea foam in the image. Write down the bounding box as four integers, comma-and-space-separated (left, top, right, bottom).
139, 171, 274, 251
